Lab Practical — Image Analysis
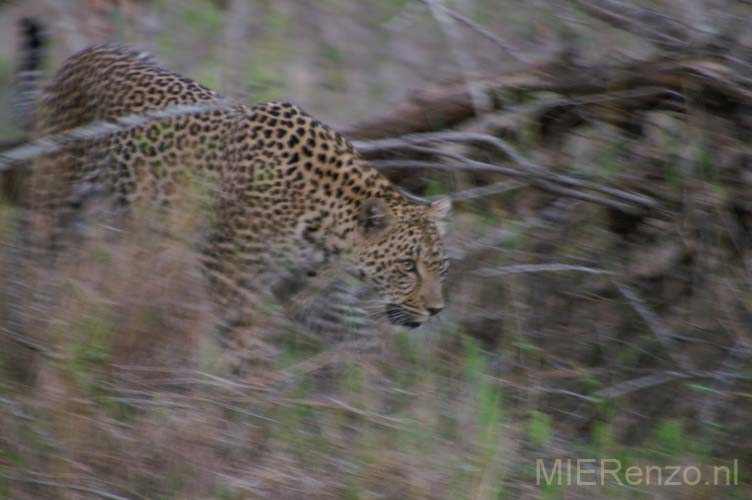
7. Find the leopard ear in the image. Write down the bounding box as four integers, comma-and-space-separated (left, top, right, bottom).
359, 198, 392, 238
429, 197, 452, 235
430, 197, 452, 220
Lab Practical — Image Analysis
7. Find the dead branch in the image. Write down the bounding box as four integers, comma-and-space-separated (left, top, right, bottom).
0, 474, 134, 500
0, 325, 58, 358
422, 0, 490, 114
0, 101, 235, 172
597, 370, 752, 399
221, 0, 251, 99
358, 131, 657, 212
370, 159, 641, 212
698, 336, 752, 425
597, 371, 691, 399
572, 0, 695, 50
473, 263, 615, 278
614, 282, 690, 371
418, 0, 530, 64
343, 52, 752, 140
367, 132, 652, 205
341, 63, 553, 140
493, 369, 752, 404
487, 376, 600, 403
447, 180, 527, 202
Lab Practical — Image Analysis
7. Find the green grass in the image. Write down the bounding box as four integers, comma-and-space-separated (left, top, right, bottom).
64, 316, 114, 394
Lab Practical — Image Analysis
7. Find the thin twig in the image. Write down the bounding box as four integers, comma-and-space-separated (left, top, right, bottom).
493, 369, 752, 404
597, 371, 690, 399
0, 101, 236, 171
222, 0, 251, 100
382, 0, 424, 33
614, 282, 689, 370
421, 0, 490, 114
0, 474, 134, 500
698, 336, 752, 425
572, 0, 692, 50
421, 0, 530, 63
598, 370, 752, 399
488, 376, 600, 403
356, 131, 657, 212
447, 180, 527, 202
473, 263, 614, 277
370, 158, 641, 213
0, 325, 57, 358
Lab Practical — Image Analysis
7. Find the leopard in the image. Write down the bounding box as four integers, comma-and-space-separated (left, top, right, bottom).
20, 34, 451, 365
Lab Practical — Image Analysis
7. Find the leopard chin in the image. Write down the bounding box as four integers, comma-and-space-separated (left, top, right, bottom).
385, 303, 423, 329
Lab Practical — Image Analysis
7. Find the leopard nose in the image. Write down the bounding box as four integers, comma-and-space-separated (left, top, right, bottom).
427, 306, 444, 316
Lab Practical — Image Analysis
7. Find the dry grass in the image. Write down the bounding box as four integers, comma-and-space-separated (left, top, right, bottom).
1, 179, 750, 499
0, 200, 519, 499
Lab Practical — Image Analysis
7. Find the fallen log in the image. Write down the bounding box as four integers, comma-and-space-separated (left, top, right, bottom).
343, 53, 752, 141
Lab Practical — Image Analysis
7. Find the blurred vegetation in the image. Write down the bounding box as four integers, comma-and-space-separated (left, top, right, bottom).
1, 0, 752, 499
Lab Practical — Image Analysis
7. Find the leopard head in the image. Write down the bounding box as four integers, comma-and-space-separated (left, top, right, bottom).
349, 196, 451, 328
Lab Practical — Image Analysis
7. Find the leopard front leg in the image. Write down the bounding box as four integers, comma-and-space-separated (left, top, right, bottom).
200, 242, 283, 381
213, 310, 279, 382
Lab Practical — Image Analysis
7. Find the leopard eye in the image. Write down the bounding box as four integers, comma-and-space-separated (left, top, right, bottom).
401, 259, 417, 272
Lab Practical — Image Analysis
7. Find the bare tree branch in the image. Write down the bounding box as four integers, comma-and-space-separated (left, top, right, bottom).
0, 325, 58, 358
597, 371, 691, 399
473, 263, 614, 278
572, 0, 694, 50
597, 370, 752, 399
614, 282, 690, 371
370, 158, 642, 212
421, 0, 491, 114
0, 474, 134, 500
446, 179, 527, 202
0, 101, 235, 172
419, 0, 531, 63
221, 0, 251, 99
343, 51, 752, 141
357, 131, 657, 212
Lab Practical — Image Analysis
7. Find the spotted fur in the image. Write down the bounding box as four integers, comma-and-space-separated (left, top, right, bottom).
28, 45, 451, 357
